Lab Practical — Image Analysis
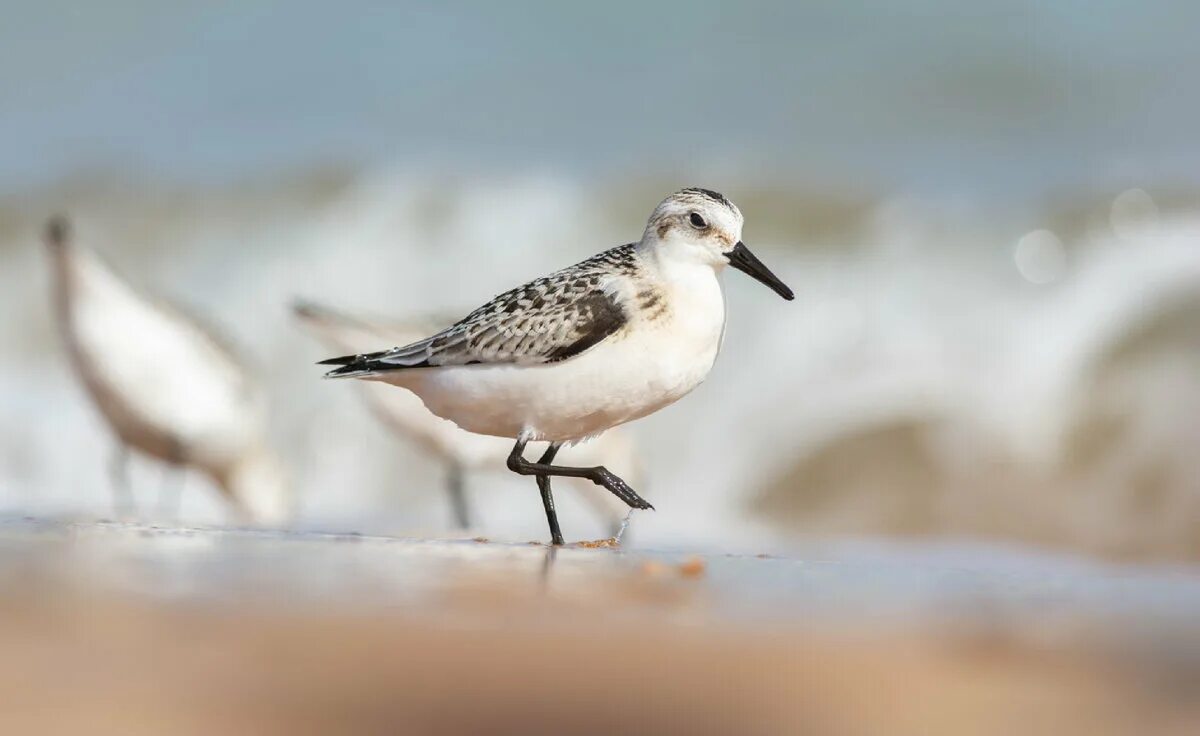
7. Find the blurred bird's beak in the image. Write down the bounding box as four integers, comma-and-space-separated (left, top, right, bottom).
725, 241, 794, 300
44, 215, 71, 251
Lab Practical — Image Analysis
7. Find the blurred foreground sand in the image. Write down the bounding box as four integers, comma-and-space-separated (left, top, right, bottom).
2, 518, 1198, 734
4, 592, 1198, 735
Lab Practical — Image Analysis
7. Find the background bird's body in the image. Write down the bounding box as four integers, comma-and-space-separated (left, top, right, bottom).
47, 220, 288, 524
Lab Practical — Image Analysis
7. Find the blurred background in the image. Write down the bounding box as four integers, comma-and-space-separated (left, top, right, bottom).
4, 1, 1198, 558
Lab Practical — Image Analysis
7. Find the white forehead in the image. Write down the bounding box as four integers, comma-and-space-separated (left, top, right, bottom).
650, 188, 743, 228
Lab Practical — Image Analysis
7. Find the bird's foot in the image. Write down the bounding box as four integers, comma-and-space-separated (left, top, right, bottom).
594, 469, 654, 510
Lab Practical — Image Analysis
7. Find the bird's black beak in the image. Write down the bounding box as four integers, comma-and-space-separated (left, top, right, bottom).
725, 241, 794, 300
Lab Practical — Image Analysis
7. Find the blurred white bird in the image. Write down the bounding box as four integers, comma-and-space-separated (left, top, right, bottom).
293, 300, 638, 534
45, 217, 290, 525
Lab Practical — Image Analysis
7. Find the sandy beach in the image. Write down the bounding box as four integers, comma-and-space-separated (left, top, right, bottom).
3, 516, 1198, 735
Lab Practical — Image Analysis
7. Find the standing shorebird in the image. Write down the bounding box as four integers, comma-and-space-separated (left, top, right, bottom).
45, 217, 290, 524
293, 300, 640, 533
320, 188, 793, 544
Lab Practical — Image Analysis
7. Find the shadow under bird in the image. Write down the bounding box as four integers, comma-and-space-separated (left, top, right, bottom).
45, 217, 290, 524
320, 188, 793, 545
294, 301, 641, 534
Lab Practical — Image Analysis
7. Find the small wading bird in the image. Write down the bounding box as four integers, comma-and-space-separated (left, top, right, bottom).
45, 217, 289, 524
320, 189, 793, 544
293, 300, 640, 534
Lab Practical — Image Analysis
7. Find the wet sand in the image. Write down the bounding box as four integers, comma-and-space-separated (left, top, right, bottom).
2, 517, 1199, 734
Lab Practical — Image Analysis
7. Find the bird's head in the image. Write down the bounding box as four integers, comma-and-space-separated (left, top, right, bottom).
643, 188, 793, 300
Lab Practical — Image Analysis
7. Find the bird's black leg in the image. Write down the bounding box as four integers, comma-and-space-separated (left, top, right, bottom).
536, 442, 564, 546
445, 461, 471, 530
109, 445, 135, 518
507, 437, 653, 545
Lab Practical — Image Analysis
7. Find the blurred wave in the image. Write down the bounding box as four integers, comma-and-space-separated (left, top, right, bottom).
1, 170, 1196, 558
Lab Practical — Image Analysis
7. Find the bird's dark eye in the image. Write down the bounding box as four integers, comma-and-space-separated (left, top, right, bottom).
689, 212, 708, 229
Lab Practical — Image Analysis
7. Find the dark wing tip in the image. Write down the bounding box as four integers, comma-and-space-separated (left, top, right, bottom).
317, 354, 360, 366
542, 291, 628, 363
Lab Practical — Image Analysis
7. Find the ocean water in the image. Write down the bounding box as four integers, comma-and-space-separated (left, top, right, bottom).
4, 2, 1200, 199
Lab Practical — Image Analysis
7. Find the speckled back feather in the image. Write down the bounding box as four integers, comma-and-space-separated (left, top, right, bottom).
322, 244, 642, 375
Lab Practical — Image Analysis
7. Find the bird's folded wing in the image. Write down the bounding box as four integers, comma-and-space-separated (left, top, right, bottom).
319, 244, 641, 374
377, 281, 628, 368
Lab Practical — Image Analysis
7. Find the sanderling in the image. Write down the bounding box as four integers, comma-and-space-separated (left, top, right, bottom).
293, 300, 640, 533
45, 217, 290, 524
319, 188, 793, 544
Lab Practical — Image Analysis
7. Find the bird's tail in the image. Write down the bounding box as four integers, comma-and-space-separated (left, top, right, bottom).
293, 299, 389, 378
317, 351, 391, 378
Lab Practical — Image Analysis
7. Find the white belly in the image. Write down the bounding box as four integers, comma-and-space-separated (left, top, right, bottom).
376, 275, 727, 442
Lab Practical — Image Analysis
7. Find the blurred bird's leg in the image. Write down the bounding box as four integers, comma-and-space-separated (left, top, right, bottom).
157, 466, 183, 523
108, 445, 135, 518
445, 461, 471, 530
